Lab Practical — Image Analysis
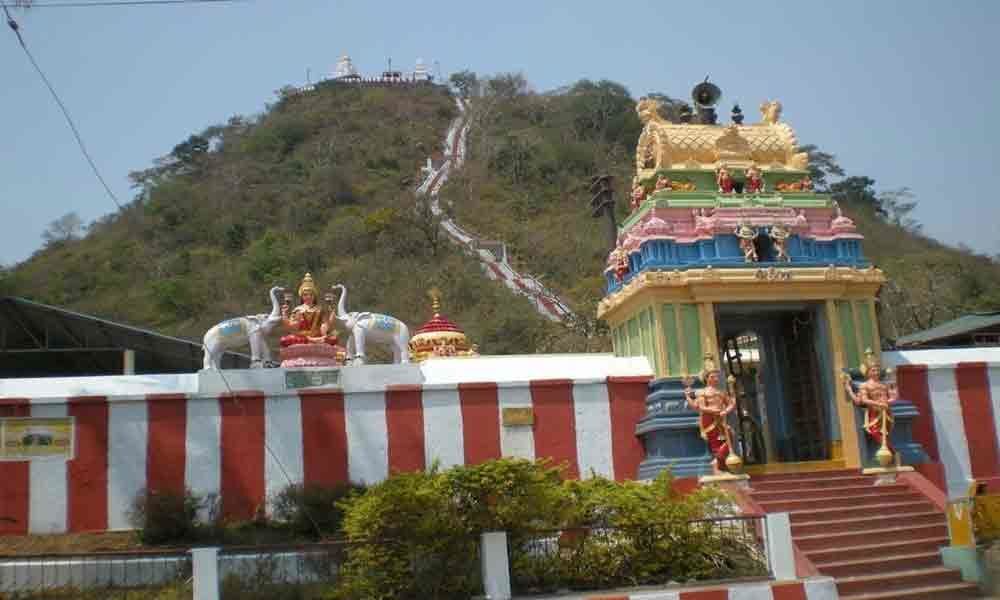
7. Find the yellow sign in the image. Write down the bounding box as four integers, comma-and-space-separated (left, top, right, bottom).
502, 407, 534, 427
1, 418, 74, 460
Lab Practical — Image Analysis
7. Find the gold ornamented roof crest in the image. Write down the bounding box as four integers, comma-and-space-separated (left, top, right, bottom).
634, 96, 809, 179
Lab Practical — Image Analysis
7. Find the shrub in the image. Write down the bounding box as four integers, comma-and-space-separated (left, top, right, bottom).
127, 488, 201, 545
272, 482, 364, 539
334, 469, 480, 600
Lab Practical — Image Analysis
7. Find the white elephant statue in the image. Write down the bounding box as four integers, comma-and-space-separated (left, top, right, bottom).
202, 286, 285, 369
330, 284, 411, 365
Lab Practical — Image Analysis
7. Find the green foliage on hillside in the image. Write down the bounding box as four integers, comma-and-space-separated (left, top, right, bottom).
6, 74, 1000, 353
6, 83, 577, 354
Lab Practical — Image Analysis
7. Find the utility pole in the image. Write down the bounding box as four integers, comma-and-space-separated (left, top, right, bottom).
589, 174, 617, 253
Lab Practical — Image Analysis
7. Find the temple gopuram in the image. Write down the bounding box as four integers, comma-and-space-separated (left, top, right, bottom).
598, 81, 896, 479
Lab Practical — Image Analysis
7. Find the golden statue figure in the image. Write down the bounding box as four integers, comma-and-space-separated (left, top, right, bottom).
683, 353, 743, 474
280, 273, 339, 348
843, 348, 897, 466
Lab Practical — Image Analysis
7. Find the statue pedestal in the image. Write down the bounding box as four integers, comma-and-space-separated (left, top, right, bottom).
862, 465, 914, 485
280, 343, 346, 368
699, 473, 750, 488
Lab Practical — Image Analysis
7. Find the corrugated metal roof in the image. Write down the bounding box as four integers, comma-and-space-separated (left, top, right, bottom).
896, 311, 1000, 347
1, 296, 248, 377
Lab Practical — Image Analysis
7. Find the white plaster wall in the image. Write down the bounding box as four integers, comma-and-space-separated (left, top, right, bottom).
345, 390, 388, 484
572, 381, 614, 479
185, 396, 221, 521
28, 400, 68, 534
264, 394, 304, 509
927, 369, 974, 497
421, 387, 464, 470
107, 399, 148, 530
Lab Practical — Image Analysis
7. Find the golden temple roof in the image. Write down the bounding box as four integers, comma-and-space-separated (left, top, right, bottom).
635, 98, 809, 179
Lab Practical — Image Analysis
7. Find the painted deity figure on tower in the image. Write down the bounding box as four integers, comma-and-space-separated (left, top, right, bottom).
736, 222, 758, 262
654, 174, 672, 192
745, 165, 764, 194
770, 223, 791, 262
630, 179, 647, 211
843, 348, 897, 451
280, 273, 340, 347
684, 354, 738, 474
716, 167, 735, 194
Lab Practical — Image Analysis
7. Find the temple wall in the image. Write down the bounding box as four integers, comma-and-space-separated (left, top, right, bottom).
884, 348, 1000, 497
0, 355, 651, 535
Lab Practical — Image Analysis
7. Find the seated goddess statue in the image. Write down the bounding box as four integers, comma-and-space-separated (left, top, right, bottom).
281, 273, 339, 348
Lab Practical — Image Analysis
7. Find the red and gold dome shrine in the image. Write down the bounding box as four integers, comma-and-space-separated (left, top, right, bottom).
408, 290, 478, 362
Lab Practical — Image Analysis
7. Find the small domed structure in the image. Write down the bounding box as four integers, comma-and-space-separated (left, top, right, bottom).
333, 54, 358, 79
409, 289, 478, 362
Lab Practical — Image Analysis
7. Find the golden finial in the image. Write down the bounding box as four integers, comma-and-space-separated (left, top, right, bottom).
428, 287, 442, 317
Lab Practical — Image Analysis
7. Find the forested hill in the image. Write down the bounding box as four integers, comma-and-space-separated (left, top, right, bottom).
4, 75, 1000, 355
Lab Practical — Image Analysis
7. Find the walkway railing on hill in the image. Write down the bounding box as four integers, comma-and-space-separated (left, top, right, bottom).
418, 97, 576, 322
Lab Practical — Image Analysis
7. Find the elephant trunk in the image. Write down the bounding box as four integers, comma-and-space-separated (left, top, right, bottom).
267, 286, 283, 320
334, 284, 349, 322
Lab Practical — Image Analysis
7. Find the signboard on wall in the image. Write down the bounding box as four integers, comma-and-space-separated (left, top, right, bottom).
0, 418, 74, 460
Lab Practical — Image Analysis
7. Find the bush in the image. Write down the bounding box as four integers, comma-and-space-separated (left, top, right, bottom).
127, 488, 201, 545
331, 459, 744, 599
272, 482, 364, 539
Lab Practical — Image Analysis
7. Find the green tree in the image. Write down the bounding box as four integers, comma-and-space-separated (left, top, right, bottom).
449, 69, 478, 97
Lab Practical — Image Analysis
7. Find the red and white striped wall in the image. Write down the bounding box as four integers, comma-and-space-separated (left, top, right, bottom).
884, 348, 1000, 497
0, 355, 651, 535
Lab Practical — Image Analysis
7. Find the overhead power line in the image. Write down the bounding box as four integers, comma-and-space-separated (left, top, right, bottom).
1, 0, 246, 7
4, 5, 123, 209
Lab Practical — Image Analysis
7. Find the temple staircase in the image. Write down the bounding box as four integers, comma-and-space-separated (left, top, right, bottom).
746, 469, 983, 599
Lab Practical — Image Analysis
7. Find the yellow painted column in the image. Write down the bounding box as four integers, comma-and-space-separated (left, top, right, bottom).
826, 299, 861, 469
867, 299, 882, 361
698, 302, 719, 361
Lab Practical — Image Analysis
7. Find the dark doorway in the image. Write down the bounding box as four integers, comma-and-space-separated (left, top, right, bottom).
717, 303, 830, 464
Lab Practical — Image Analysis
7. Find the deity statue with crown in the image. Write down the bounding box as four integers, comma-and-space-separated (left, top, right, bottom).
683, 353, 743, 474
843, 349, 897, 466
279, 273, 346, 367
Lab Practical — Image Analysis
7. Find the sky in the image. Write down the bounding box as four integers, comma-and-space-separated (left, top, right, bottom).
1, 0, 999, 265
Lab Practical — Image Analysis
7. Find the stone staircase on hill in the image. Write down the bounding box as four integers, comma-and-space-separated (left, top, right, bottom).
746, 469, 984, 600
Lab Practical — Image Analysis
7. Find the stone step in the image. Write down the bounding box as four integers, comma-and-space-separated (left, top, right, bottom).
749, 468, 860, 482
751, 474, 875, 492
751, 483, 908, 502
838, 581, 983, 600
786, 501, 935, 523
792, 511, 944, 536
814, 551, 943, 578
796, 523, 948, 552
805, 537, 947, 564
756, 490, 923, 512
836, 566, 965, 596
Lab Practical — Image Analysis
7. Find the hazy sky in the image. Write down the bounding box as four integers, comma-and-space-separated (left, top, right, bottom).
2, 0, 998, 265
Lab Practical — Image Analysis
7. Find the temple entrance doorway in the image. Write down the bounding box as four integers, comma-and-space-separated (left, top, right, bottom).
715, 302, 834, 468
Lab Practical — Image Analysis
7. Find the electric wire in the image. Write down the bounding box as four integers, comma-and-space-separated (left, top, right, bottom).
3, 5, 123, 209
2, 0, 247, 7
